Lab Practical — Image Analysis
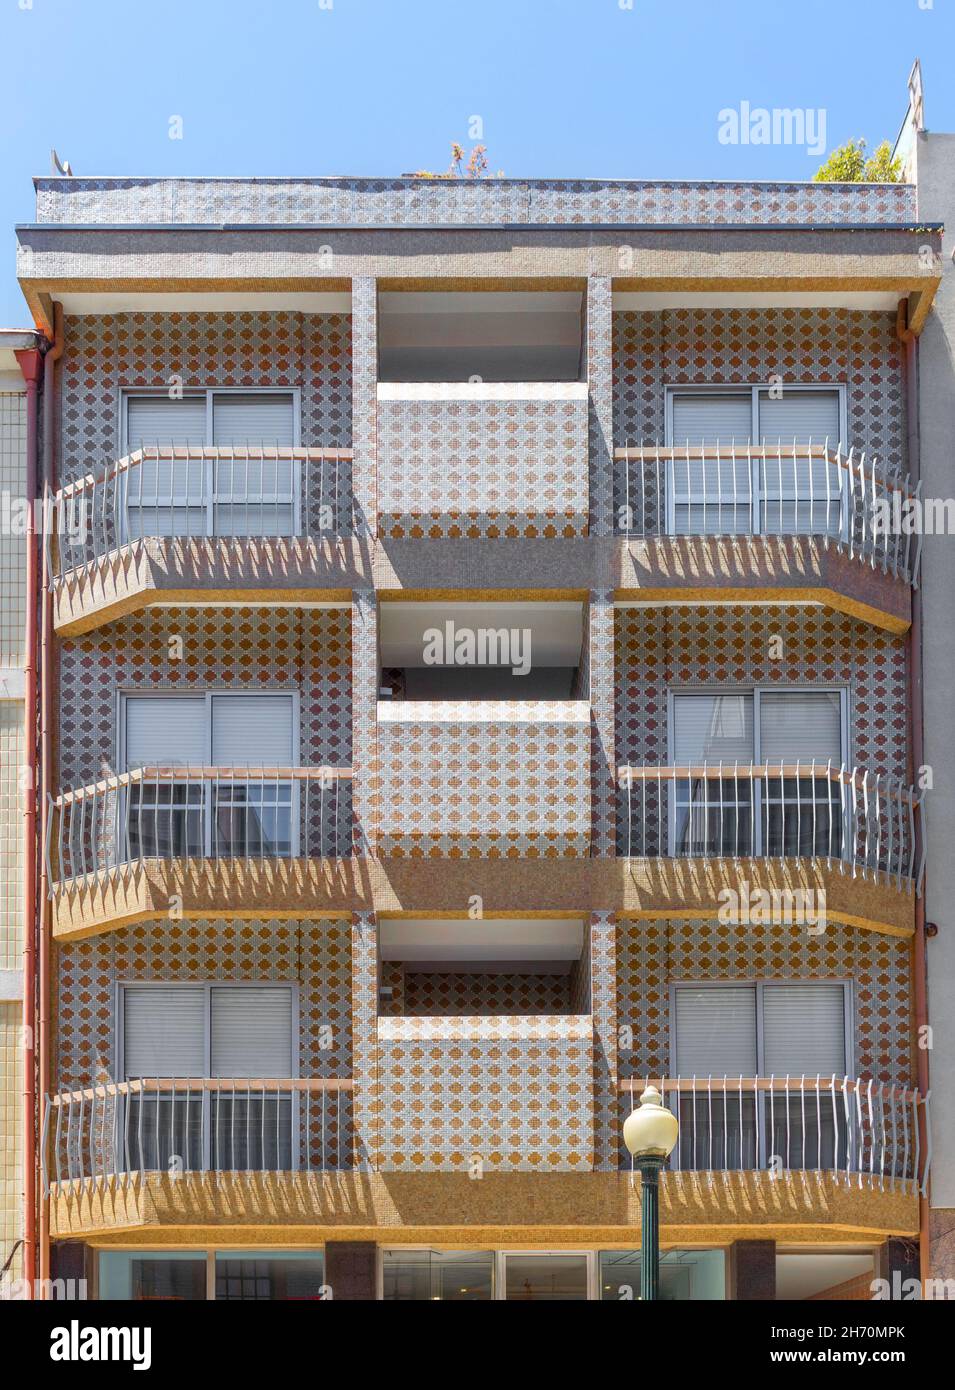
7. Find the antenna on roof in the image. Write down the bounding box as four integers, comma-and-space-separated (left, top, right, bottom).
50, 149, 73, 177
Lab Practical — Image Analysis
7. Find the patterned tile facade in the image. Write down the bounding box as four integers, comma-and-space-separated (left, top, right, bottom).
379, 967, 581, 1017
58, 606, 352, 788
54, 919, 353, 1166
377, 703, 591, 857
615, 604, 907, 829
377, 393, 588, 539
35, 177, 918, 227
615, 917, 912, 1084
612, 309, 906, 520
375, 1014, 593, 1171
59, 312, 353, 529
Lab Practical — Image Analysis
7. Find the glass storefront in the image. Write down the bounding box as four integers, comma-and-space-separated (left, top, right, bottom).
504, 1253, 589, 1301
599, 1249, 726, 1300
100, 1250, 326, 1301
382, 1250, 494, 1301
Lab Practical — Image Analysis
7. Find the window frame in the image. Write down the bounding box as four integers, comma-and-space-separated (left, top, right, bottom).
117, 688, 301, 857
115, 979, 301, 1083
667, 978, 855, 1081
663, 383, 848, 541
119, 387, 303, 539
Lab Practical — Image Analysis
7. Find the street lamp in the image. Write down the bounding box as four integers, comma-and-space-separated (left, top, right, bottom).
623, 1084, 679, 1301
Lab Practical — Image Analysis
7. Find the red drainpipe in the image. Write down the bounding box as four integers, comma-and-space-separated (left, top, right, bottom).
897, 298, 929, 1289
38, 304, 64, 1295
13, 344, 42, 1295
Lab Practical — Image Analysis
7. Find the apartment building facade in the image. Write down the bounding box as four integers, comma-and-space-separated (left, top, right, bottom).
6, 166, 942, 1301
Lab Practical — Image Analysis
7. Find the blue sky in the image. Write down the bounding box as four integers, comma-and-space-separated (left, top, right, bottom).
2, 0, 953, 327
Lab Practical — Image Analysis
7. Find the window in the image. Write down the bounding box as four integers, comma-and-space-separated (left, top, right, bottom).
666, 386, 845, 538
381, 1250, 494, 1301
669, 688, 845, 857
121, 692, 297, 858
123, 390, 298, 539
600, 1249, 726, 1301
120, 983, 296, 1172
671, 981, 850, 1171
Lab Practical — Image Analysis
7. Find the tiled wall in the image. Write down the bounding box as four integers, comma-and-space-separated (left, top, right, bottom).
615, 605, 907, 768
377, 704, 591, 857
612, 308, 906, 520
0, 1003, 22, 1282
59, 312, 352, 528
375, 1014, 593, 1171
0, 705, 23, 971
35, 176, 918, 227
377, 392, 589, 539
58, 606, 351, 788
0, 391, 26, 665
615, 918, 912, 1083
379, 965, 588, 1017
54, 919, 353, 1166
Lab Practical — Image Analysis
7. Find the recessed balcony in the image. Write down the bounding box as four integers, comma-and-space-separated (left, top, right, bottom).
50, 446, 357, 635
614, 444, 919, 632
377, 600, 590, 856
377, 290, 588, 539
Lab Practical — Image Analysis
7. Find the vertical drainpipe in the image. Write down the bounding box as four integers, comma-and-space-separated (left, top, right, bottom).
898, 297, 929, 1289
13, 345, 42, 1296
38, 303, 64, 1294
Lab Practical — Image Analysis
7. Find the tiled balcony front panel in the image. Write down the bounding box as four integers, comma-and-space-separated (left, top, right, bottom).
376, 385, 589, 538
375, 1014, 593, 1171
612, 308, 905, 526
614, 917, 914, 1170
59, 311, 353, 544
55, 919, 353, 1168
614, 604, 908, 855
377, 701, 591, 857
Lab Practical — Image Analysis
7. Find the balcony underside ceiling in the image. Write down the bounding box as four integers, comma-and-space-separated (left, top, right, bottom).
49, 1169, 918, 1242
51, 856, 915, 942
53, 536, 910, 636
17, 222, 942, 337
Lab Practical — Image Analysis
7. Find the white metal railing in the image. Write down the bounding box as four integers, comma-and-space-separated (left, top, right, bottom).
615, 443, 922, 586
48, 766, 354, 889
617, 762, 924, 891
49, 445, 356, 578
619, 1076, 930, 1194
43, 1078, 354, 1188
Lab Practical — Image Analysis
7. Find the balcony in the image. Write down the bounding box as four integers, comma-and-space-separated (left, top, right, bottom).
44, 1075, 923, 1242
616, 762, 923, 933
49, 765, 356, 939
377, 289, 588, 539
617, 1075, 930, 1195
614, 444, 920, 633
49, 446, 357, 635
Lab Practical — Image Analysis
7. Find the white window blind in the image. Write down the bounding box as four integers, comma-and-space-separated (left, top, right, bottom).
674, 986, 758, 1076
125, 696, 206, 769
126, 396, 207, 450
210, 695, 295, 766
759, 692, 842, 763
758, 390, 842, 445
761, 983, 847, 1075
210, 987, 293, 1077
212, 394, 295, 446
123, 986, 206, 1078
671, 393, 752, 445
672, 694, 755, 763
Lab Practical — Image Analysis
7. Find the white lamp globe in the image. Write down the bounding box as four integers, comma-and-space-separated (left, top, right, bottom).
623, 1084, 679, 1160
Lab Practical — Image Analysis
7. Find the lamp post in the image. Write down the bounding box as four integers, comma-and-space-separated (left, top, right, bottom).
623, 1084, 679, 1301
